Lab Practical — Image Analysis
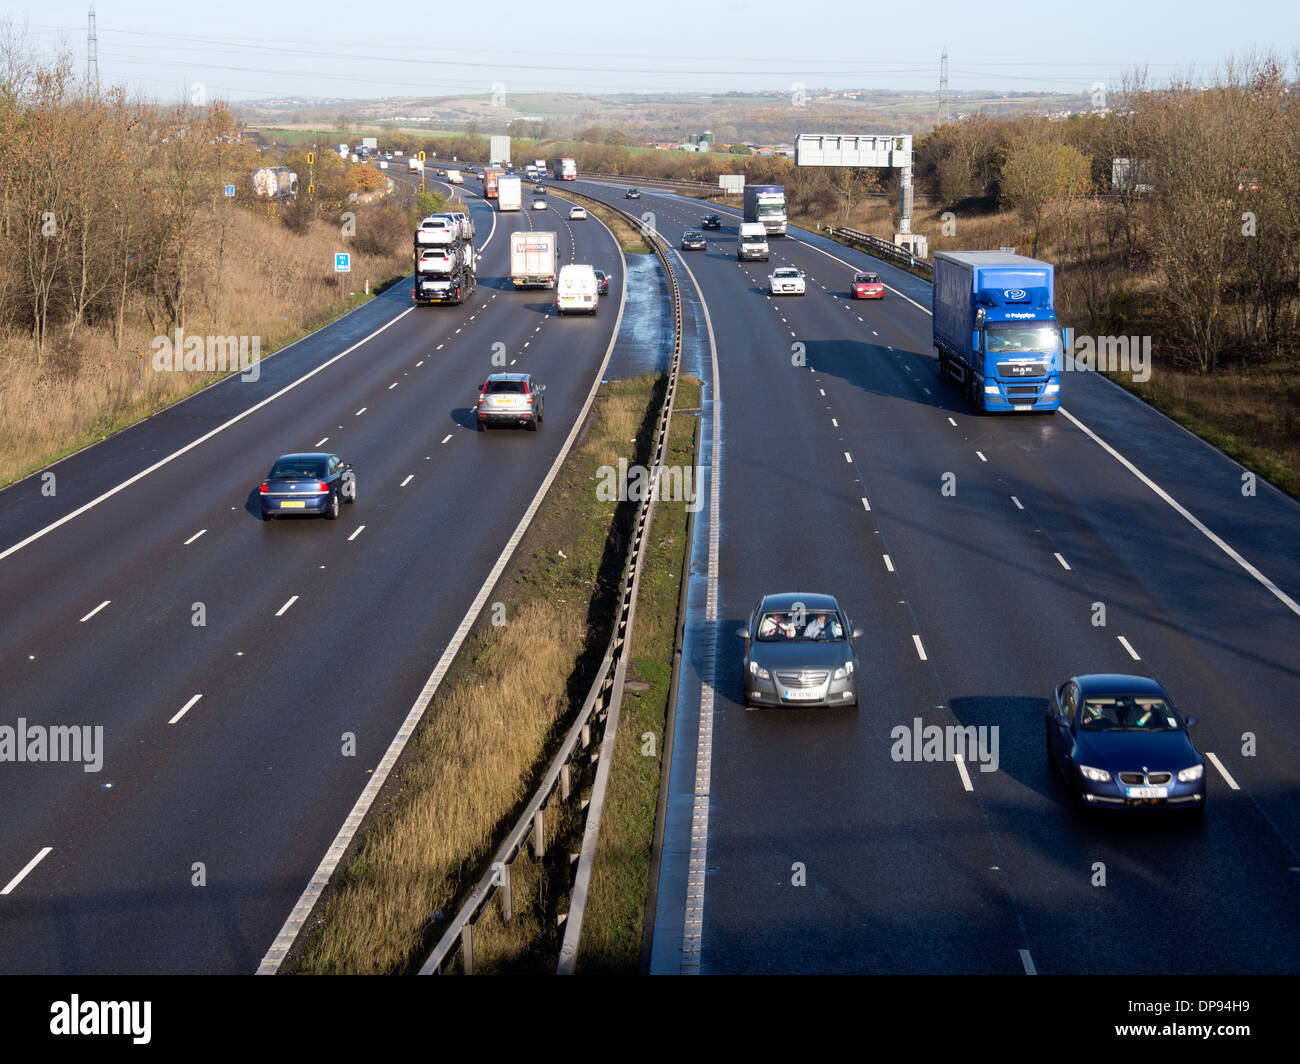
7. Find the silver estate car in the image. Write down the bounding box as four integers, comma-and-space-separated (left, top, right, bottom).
737, 592, 862, 707
476, 372, 545, 431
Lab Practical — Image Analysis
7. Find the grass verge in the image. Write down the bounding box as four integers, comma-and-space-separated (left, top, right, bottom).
292, 373, 672, 974
560, 189, 654, 254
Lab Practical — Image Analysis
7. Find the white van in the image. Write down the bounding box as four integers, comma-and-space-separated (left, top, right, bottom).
556, 264, 599, 315
446, 169, 463, 184
737, 221, 769, 262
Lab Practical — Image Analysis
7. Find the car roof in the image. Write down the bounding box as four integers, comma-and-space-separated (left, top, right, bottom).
273, 452, 334, 463
484, 372, 529, 383
1073, 674, 1169, 697
758, 592, 840, 612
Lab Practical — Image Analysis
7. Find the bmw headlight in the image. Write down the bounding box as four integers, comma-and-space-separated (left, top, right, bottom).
1178, 764, 1204, 782
748, 660, 770, 680
1078, 764, 1111, 782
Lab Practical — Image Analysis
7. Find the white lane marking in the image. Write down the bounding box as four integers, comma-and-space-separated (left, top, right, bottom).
976, 451, 987, 462
844, 452, 852, 463
913, 635, 927, 660
79, 600, 110, 622
819, 388, 825, 396
524, 342, 530, 348
0, 307, 416, 565
440, 434, 452, 444
1205, 751, 1240, 790
355, 407, 367, 416
831, 418, 838, 427
184, 529, 207, 545
400, 475, 413, 487
861, 497, 871, 511
1011, 496, 1024, 510
954, 753, 974, 792
169, 694, 202, 725
510, 359, 517, 366
315, 437, 329, 447
947, 417, 957, 427
275, 595, 298, 617
347, 525, 365, 542
2, 848, 53, 895
454, 328, 462, 334
1059, 407, 1300, 617
436, 344, 444, 350
1020, 949, 1037, 975
416, 360, 424, 367
262, 221, 633, 977
883, 554, 894, 572
1117, 636, 1141, 660
388, 382, 398, 390
1054, 553, 1071, 571
923, 388, 931, 395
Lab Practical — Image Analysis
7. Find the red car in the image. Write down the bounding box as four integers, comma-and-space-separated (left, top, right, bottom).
851, 272, 885, 299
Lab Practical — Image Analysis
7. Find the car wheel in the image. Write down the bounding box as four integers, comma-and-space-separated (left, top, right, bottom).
261, 509, 274, 522
326, 490, 340, 520
476, 420, 485, 432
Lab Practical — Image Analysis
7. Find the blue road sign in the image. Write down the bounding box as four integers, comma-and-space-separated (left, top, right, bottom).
224, 184, 235, 197
335, 253, 351, 272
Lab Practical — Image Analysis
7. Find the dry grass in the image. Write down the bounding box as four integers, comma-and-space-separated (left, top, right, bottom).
295, 378, 665, 975
0, 207, 410, 486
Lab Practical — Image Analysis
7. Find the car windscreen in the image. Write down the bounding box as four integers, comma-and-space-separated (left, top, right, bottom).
270, 459, 327, 478
755, 611, 844, 642
984, 323, 1061, 354
774, 270, 799, 278
485, 380, 526, 394
1079, 696, 1179, 731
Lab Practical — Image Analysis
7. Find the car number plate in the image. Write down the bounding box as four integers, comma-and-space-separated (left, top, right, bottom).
784, 689, 820, 701
280, 500, 306, 508
1126, 786, 1167, 799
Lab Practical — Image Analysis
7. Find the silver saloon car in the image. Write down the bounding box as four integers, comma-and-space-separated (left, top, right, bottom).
737, 592, 862, 707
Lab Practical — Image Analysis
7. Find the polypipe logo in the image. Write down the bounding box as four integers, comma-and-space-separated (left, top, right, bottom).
1004, 289, 1026, 300
890, 717, 1000, 773
0, 718, 104, 772
151, 328, 261, 382
1066, 333, 1152, 383
595, 459, 702, 512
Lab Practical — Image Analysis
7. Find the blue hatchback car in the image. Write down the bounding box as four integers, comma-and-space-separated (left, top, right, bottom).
1046, 674, 1206, 814
259, 453, 356, 520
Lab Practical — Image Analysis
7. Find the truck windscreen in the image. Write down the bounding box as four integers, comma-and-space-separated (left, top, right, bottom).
984, 323, 1060, 354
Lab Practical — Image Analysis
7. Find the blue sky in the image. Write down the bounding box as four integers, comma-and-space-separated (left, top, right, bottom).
10, 1, 1299, 102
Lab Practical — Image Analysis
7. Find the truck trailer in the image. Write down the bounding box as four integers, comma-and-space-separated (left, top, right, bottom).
932, 251, 1062, 413
510, 231, 558, 289
497, 175, 522, 211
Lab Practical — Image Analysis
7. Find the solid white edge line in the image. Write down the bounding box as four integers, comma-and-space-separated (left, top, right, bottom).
1059, 407, 1300, 617
184, 529, 207, 545
953, 753, 974, 792
1, 847, 53, 895
1117, 635, 1141, 661
400, 475, 414, 487
1020, 949, 1037, 975
275, 595, 298, 617
257, 206, 632, 976
1054, 553, 1071, 571
347, 525, 365, 541
78, 600, 110, 623
1204, 751, 1240, 790
168, 694, 202, 725
0, 309, 415, 563
912, 634, 927, 661
883, 554, 894, 572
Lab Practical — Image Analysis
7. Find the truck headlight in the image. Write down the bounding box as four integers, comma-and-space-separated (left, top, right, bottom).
1078, 764, 1111, 782
1044, 382, 1060, 394
748, 660, 770, 681
1178, 765, 1204, 782
984, 383, 999, 395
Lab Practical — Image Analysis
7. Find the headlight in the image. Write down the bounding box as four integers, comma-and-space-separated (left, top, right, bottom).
1078, 764, 1111, 782
748, 660, 770, 680
832, 662, 854, 679
1178, 764, 1204, 782
984, 383, 999, 395
1044, 382, 1060, 394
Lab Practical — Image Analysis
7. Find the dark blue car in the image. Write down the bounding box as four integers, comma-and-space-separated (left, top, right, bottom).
1046, 674, 1206, 814
259, 453, 356, 520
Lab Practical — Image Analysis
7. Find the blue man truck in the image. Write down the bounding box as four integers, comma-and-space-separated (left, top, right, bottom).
933, 252, 1062, 413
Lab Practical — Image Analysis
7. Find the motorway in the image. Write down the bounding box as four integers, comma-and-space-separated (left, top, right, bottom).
552, 177, 1300, 974
0, 173, 628, 972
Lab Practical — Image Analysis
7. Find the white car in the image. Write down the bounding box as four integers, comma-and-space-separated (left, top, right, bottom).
569, 206, 587, 220
769, 267, 806, 296
533, 198, 547, 210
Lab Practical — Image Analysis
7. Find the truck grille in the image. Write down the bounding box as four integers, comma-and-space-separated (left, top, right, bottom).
775, 670, 828, 688
1006, 385, 1040, 395
998, 362, 1046, 378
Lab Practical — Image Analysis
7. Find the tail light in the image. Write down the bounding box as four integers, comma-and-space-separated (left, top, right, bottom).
316, 481, 330, 493
259, 482, 269, 494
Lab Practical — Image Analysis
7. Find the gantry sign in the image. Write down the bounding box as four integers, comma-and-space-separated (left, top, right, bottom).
794, 133, 925, 255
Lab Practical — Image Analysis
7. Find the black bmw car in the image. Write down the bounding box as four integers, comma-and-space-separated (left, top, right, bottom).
1046, 674, 1206, 813
680, 230, 707, 251
702, 214, 722, 230
737, 592, 862, 708
259, 453, 356, 520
